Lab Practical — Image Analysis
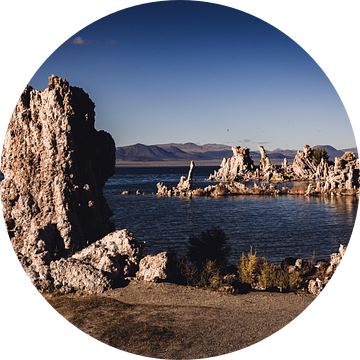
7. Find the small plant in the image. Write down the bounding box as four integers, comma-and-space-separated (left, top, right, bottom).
238, 247, 259, 285
178, 258, 198, 286
257, 260, 302, 292
176, 258, 234, 292
257, 259, 278, 289
314, 147, 330, 164
198, 260, 223, 291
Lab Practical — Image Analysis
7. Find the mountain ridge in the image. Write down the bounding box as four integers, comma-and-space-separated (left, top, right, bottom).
115, 143, 358, 163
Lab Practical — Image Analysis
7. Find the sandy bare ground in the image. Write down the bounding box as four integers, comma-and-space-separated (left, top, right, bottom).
53, 280, 315, 359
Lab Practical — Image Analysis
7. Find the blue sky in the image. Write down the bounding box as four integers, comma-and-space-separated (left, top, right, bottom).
29, 1, 355, 151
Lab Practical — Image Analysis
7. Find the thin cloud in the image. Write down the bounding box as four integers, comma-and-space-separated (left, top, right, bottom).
258, 141, 269, 144
110, 39, 118, 45
70, 36, 90, 45
239, 139, 251, 143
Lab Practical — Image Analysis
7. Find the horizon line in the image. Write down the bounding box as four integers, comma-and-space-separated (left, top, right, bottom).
115, 142, 358, 152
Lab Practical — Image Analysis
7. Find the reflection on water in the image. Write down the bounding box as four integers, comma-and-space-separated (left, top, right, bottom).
104, 167, 358, 264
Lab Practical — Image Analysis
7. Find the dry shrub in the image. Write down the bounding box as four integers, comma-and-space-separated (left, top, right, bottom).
178, 259, 231, 291
238, 247, 259, 284
257, 260, 302, 291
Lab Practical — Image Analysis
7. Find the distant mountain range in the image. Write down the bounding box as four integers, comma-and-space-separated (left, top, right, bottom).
115, 143, 358, 164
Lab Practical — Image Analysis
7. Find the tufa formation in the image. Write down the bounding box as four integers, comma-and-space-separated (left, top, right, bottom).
0, 75, 158, 293
1, 75, 116, 258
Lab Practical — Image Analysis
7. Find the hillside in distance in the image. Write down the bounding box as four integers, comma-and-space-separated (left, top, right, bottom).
115, 143, 358, 165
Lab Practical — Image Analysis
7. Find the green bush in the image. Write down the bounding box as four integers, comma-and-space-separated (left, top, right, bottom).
314, 147, 330, 163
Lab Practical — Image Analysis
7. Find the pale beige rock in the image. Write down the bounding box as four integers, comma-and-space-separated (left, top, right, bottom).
307, 244, 347, 295
72, 229, 145, 279
176, 160, 195, 192
317, 153, 359, 193
1, 75, 115, 291
2, 75, 115, 254
281, 158, 288, 169
136, 252, 169, 282
315, 158, 329, 179
259, 145, 272, 173
50, 258, 111, 294
208, 146, 255, 181
157, 161, 195, 196
291, 144, 318, 179
308, 278, 324, 296
326, 244, 346, 274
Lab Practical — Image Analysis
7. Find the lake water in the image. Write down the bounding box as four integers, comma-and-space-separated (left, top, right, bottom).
103, 166, 358, 264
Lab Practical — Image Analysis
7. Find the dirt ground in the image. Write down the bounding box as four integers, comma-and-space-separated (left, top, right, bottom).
49, 279, 315, 359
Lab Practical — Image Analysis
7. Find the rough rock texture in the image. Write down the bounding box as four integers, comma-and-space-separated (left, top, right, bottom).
307, 244, 346, 295
205, 143, 359, 196
291, 144, 318, 179
307, 278, 324, 296
136, 252, 169, 282
259, 145, 272, 173
208, 146, 255, 181
326, 244, 346, 275
72, 229, 145, 280
176, 160, 195, 192
17, 251, 53, 292
308, 152, 359, 195
156, 182, 172, 197
49, 230, 146, 294
258, 145, 287, 182
157, 161, 195, 196
50, 258, 111, 294
1, 75, 119, 292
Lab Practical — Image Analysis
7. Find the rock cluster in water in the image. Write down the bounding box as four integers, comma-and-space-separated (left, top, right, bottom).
1, 76, 163, 294
157, 144, 358, 197
212, 144, 359, 191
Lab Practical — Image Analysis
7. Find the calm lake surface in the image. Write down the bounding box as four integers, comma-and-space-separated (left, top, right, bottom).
103, 166, 358, 264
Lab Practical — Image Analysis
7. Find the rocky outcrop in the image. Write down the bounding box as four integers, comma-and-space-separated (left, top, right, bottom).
1, 75, 116, 269
307, 244, 347, 295
206, 143, 359, 196
20, 227, 146, 294
48, 229, 145, 294
259, 145, 272, 173
157, 161, 195, 196
136, 252, 169, 282
307, 278, 324, 296
50, 258, 112, 295
0, 76, 151, 293
207, 146, 256, 181
326, 244, 346, 275
71, 229, 145, 280
307, 152, 359, 195
176, 160, 195, 192
258, 145, 288, 182
291, 144, 318, 179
